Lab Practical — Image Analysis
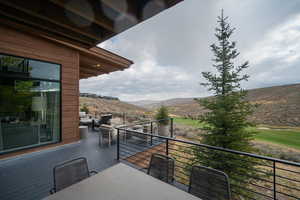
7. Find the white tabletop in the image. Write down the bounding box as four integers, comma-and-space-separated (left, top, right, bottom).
44, 163, 201, 200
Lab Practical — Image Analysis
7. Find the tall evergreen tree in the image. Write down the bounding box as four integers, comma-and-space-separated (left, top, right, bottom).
188, 10, 262, 198
199, 10, 255, 151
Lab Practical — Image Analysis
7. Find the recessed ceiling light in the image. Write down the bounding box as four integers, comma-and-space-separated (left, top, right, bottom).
93, 64, 101, 68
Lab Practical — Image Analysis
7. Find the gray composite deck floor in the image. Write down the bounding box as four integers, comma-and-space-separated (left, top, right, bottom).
0, 130, 118, 200
0, 130, 187, 200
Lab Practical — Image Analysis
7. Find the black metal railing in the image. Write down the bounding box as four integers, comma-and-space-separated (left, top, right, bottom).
116, 120, 300, 200
117, 118, 174, 138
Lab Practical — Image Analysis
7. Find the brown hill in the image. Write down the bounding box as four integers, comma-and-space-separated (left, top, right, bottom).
139, 84, 300, 127
80, 97, 148, 116
132, 98, 197, 109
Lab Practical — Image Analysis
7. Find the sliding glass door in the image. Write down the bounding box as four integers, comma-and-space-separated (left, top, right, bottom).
0, 54, 61, 153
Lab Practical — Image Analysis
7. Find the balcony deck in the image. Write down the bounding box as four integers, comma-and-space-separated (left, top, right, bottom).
0, 130, 117, 200
2, 123, 298, 200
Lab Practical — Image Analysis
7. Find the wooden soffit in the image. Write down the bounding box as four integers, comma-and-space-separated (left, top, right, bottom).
79, 47, 134, 79
42, 36, 133, 79
0, 0, 183, 48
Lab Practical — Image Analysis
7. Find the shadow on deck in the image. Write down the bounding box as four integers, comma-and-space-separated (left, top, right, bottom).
0, 129, 187, 200
0, 130, 117, 200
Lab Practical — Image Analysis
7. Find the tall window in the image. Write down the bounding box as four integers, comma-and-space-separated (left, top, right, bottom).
0, 54, 61, 153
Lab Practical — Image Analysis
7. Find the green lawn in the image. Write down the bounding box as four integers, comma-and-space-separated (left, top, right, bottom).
253, 128, 300, 150
173, 117, 300, 150
173, 117, 204, 128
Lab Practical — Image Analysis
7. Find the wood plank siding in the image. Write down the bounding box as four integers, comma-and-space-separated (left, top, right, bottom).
0, 26, 80, 159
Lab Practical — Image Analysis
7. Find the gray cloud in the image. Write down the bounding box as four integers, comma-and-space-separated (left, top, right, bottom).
80, 0, 300, 101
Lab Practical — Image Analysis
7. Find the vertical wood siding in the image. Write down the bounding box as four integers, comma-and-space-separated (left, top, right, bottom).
0, 26, 80, 159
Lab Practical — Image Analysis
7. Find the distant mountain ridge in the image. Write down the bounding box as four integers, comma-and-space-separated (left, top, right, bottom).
129, 97, 197, 109
130, 83, 300, 127
80, 97, 148, 116
127, 100, 161, 107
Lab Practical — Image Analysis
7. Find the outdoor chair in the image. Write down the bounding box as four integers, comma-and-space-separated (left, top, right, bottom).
50, 157, 97, 194
93, 114, 112, 130
99, 114, 112, 125
188, 165, 231, 200
99, 124, 114, 147
125, 126, 150, 143
147, 153, 175, 183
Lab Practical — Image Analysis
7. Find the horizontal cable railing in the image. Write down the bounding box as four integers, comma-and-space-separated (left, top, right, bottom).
116, 120, 300, 200
117, 118, 174, 138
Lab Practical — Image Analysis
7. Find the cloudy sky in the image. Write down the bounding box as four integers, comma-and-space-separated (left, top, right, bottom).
80, 0, 300, 101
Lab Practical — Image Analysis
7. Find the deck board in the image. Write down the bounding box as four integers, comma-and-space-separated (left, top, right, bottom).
0, 130, 117, 200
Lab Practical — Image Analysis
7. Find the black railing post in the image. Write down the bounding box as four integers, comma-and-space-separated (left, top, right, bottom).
117, 129, 120, 160
150, 122, 153, 146
166, 138, 169, 156
273, 161, 276, 200
170, 118, 174, 138
112, 124, 300, 200
123, 113, 126, 124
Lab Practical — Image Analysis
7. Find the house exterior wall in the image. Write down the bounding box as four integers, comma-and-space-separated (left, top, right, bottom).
0, 25, 80, 159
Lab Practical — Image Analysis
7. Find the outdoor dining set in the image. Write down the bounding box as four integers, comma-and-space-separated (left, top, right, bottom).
73, 114, 232, 200
45, 153, 231, 200
79, 113, 116, 146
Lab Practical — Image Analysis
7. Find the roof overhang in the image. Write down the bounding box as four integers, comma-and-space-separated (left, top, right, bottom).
79, 47, 134, 79
0, 0, 183, 48
46, 37, 133, 79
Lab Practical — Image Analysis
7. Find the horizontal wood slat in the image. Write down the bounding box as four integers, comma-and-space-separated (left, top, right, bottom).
0, 26, 80, 158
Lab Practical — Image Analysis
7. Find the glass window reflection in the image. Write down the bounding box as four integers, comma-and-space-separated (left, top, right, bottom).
0, 54, 61, 153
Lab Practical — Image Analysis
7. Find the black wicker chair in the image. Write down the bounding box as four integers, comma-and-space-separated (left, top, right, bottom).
188, 165, 231, 200
99, 125, 114, 147
147, 153, 175, 183
92, 114, 112, 130
50, 157, 97, 194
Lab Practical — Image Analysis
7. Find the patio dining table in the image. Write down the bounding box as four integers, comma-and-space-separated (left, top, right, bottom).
44, 163, 201, 200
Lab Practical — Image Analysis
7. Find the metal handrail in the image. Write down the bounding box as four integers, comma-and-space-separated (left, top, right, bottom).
116, 125, 300, 168
116, 119, 300, 200
119, 118, 172, 129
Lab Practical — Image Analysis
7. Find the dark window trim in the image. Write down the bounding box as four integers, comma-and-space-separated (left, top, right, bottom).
0, 72, 60, 83
0, 52, 60, 81
0, 141, 62, 155
0, 52, 62, 155
0, 52, 62, 67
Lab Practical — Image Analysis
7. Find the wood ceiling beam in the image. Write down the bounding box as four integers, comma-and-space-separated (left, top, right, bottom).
42, 36, 133, 70
0, 6, 92, 48
80, 57, 123, 72
80, 57, 124, 72
0, 0, 101, 45
80, 64, 110, 74
49, 0, 115, 33
89, 47, 133, 67
80, 70, 102, 77
0, 15, 91, 48
80, 67, 108, 79
101, 0, 136, 17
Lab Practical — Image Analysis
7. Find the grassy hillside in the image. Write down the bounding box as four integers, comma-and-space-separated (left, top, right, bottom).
254, 128, 300, 150
80, 97, 148, 116
174, 117, 300, 150
144, 83, 300, 127
136, 98, 197, 109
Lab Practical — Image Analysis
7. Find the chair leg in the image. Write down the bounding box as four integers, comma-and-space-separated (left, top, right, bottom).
108, 132, 111, 147
100, 135, 103, 146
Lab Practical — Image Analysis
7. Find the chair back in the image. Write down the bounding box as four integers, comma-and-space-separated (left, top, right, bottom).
99, 114, 112, 125
53, 157, 90, 192
188, 165, 231, 200
99, 125, 112, 136
147, 153, 174, 183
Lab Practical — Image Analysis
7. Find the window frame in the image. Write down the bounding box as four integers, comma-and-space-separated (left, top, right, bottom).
0, 52, 62, 155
